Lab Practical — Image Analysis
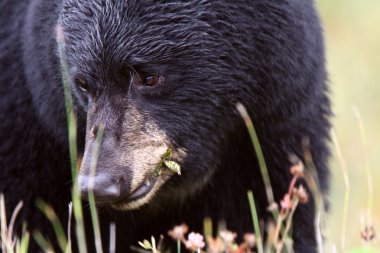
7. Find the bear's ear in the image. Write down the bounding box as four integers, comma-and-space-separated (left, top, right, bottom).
55, 24, 66, 44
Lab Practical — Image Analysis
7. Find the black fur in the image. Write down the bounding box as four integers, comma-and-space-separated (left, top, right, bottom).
0, 0, 330, 252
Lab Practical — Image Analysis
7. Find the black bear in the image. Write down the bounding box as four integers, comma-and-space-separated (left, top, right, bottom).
0, 0, 330, 252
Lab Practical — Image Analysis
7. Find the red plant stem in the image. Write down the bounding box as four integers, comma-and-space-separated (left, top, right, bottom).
279, 175, 300, 216
288, 175, 300, 196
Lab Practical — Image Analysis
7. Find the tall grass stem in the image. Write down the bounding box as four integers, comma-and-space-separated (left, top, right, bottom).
353, 107, 373, 220
1, 194, 9, 253
66, 202, 73, 253
109, 223, 116, 253
247, 191, 264, 253
36, 200, 68, 252
33, 231, 54, 252
331, 129, 350, 252
88, 125, 105, 253
57, 31, 87, 253
7, 201, 23, 250
19, 231, 30, 253
302, 156, 324, 253
236, 103, 276, 211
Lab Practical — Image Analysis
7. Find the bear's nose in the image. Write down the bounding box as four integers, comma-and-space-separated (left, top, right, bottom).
78, 174, 127, 203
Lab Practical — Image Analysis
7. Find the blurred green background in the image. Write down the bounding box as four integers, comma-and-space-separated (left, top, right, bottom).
317, 0, 380, 251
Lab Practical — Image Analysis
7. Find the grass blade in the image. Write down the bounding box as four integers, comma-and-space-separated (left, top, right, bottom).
1, 194, 9, 253
7, 201, 23, 246
87, 125, 105, 253
331, 129, 350, 252
66, 202, 73, 253
36, 200, 68, 252
109, 223, 116, 253
71, 186, 87, 253
236, 103, 278, 217
56, 25, 87, 253
19, 231, 30, 253
33, 231, 54, 252
302, 140, 325, 253
353, 107, 373, 220
248, 190, 264, 253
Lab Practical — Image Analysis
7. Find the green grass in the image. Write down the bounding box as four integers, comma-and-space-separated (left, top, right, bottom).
57, 31, 87, 253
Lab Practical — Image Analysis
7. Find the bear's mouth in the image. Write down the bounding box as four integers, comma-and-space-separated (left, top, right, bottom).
109, 165, 178, 210
128, 176, 157, 201
111, 175, 159, 210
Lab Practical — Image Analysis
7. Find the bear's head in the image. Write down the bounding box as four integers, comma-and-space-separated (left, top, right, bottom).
56, 0, 327, 211
57, 0, 248, 210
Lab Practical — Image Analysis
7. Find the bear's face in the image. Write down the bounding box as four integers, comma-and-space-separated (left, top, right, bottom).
58, 0, 241, 210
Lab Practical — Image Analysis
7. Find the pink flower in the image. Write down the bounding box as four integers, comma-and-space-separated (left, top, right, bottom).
167, 223, 189, 240
280, 193, 292, 210
243, 233, 256, 248
185, 232, 205, 251
207, 236, 225, 253
219, 230, 237, 245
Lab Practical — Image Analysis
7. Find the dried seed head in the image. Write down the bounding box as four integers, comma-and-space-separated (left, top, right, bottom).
293, 185, 309, 204
361, 225, 376, 242
290, 161, 304, 177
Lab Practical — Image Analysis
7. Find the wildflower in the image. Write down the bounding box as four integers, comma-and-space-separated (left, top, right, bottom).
267, 202, 279, 213
290, 161, 304, 177
167, 223, 189, 240
280, 193, 293, 210
185, 232, 205, 251
207, 236, 225, 253
243, 233, 256, 248
293, 185, 309, 204
361, 224, 376, 242
219, 230, 237, 245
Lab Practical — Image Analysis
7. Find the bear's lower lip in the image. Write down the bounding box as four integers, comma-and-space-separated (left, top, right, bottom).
127, 176, 157, 201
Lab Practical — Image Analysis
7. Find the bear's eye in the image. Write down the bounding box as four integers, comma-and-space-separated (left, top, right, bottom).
75, 78, 89, 92
143, 75, 160, 87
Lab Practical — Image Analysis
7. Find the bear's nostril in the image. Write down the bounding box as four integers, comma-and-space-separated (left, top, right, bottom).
78, 174, 126, 204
